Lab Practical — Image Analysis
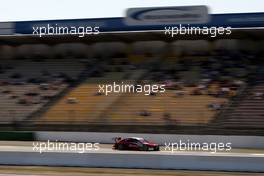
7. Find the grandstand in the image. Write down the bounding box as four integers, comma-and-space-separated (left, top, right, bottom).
0, 45, 90, 122
0, 38, 263, 135
219, 81, 264, 128
0, 12, 264, 135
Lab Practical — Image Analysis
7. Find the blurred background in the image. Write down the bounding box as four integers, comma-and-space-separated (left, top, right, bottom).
0, 1, 264, 175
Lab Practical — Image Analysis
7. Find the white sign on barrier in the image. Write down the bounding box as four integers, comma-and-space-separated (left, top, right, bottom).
0, 22, 14, 35
126, 6, 210, 26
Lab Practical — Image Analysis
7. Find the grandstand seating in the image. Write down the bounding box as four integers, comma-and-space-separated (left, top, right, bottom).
39, 71, 128, 123
220, 82, 264, 128
0, 40, 263, 134
103, 87, 227, 125
0, 58, 86, 122
37, 52, 250, 126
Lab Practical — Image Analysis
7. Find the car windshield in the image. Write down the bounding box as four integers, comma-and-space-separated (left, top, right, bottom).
140, 139, 149, 143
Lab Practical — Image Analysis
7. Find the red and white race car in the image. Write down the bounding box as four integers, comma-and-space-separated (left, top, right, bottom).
113, 137, 160, 151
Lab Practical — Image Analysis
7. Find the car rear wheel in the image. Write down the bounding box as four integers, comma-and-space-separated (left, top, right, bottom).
118, 144, 124, 150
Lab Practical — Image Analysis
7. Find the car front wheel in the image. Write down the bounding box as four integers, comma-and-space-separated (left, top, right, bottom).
141, 145, 148, 151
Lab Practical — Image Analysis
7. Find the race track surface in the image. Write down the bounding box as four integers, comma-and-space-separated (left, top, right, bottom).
0, 141, 264, 157
0, 166, 263, 176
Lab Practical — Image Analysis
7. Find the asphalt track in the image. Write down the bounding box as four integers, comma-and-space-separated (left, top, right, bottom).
0, 166, 263, 176
0, 141, 264, 157
0, 142, 264, 175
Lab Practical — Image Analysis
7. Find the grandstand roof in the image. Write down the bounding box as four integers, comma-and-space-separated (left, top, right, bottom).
1, 11, 264, 44
12, 12, 264, 34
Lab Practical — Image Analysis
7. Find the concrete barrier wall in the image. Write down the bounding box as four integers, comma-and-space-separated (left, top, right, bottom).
1, 151, 264, 172
36, 132, 264, 149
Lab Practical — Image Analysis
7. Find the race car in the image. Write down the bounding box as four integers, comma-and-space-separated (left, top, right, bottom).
113, 137, 160, 151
